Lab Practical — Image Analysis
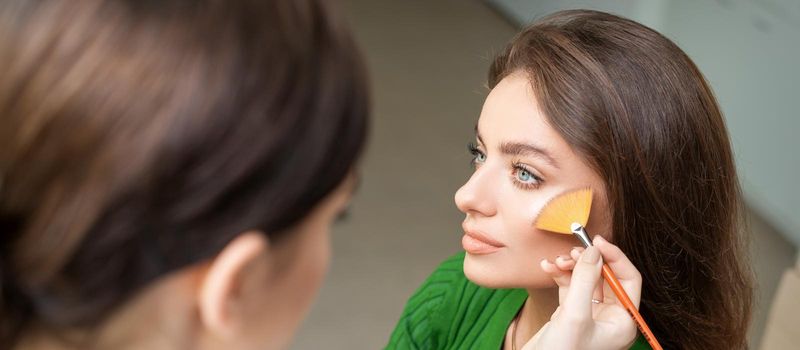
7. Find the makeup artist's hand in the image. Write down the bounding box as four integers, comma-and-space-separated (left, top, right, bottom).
523, 236, 642, 350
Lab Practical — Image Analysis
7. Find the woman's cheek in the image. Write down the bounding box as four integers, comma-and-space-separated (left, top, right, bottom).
509, 188, 604, 287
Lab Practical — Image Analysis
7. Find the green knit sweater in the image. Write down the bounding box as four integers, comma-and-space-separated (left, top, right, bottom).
386, 252, 651, 350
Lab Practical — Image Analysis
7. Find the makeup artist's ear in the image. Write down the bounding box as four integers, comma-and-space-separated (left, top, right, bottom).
197, 231, 269, 338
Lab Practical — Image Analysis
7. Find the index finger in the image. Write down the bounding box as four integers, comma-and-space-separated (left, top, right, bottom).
561, 246, 603, 321
593, 235, 642, 306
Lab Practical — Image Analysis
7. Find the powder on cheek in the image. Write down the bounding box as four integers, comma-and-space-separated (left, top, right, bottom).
503, 192, 577, 260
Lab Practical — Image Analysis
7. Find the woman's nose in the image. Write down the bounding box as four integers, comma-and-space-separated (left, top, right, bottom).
454, 167, 497, 218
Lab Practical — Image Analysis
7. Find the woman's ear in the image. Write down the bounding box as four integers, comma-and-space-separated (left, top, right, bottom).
197, 231, 269, 339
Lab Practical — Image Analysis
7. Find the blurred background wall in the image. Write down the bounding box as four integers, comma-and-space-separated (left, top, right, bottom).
292, 1, 799, 349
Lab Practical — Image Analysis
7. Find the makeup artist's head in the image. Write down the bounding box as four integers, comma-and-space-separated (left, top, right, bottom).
0, 0, 367, 349
456, 10, 752, 350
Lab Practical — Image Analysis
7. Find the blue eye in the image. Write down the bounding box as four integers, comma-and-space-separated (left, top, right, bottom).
511, 162, 543, 190
517, 169, 533, 182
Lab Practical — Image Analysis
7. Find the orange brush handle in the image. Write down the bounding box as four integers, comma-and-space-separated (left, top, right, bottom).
601, 264, 663, 350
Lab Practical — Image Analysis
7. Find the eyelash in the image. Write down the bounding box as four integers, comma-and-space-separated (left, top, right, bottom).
467, 142, 484, 167
511, 161, 544, 190
466, 142, 544, 190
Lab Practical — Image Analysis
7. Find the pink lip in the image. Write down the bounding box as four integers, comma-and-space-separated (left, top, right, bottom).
461, 225, 505, 255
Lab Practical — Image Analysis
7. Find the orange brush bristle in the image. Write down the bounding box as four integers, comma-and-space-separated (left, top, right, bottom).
534, 188, 593, 234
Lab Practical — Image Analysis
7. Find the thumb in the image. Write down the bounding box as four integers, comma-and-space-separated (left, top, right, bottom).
560, 246, 603, 321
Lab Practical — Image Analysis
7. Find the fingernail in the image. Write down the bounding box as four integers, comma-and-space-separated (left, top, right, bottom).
594, 235, 607, 244
581, 246, 600, 264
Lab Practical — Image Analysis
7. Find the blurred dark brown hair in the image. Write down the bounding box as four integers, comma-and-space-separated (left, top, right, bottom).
489, 10, 753, 350
0, 0, 368, 346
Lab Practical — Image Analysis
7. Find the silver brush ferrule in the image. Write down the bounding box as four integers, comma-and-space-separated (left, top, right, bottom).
570, 223, 592, 248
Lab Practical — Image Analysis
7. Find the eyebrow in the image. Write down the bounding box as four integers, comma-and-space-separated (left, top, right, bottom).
475, 127, 559, 169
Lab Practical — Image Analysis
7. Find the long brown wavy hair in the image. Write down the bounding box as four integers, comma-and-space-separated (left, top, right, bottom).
489, 10, 753, 349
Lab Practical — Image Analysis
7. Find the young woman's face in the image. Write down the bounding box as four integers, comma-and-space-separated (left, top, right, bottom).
455, 72, 610, 289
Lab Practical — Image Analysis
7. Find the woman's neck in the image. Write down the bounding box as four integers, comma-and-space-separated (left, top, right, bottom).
506, 287, 560, 349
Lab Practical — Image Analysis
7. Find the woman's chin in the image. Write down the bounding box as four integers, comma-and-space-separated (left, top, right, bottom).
463, 253, 555, 289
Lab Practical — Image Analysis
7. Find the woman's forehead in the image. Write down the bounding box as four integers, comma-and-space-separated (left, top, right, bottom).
477, 74, 569, 156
